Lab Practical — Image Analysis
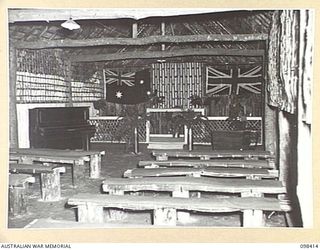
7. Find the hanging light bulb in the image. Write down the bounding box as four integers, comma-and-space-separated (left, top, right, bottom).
61, 18, 80, 30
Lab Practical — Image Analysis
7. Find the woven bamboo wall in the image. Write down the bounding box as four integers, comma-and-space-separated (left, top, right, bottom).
152, 62, 203, 109
16, 49, 104, 104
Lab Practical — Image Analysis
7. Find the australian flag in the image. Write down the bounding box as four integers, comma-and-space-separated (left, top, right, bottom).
104, 68, 151, 104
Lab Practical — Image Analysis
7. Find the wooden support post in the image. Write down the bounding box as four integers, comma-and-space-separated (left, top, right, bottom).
161, 22, 166, 51
19, 156, 33, 164
132, 23, 138, 38
153, 208, 177, 226
77, 203, 104, 223
106, 189, 127, 221
200, 156, 210, 160
40, 167, 65, 201
156, 155, 168, 161
9, 46, 19, 148
242, 209, 264, 227
89, 154, 101, 179
72, 159, 86, 187
8, 186, 27, 216
172, 189, 191, 223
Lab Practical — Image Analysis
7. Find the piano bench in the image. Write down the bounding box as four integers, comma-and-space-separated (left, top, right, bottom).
10, 163, 65, 202
9, 174, 35, 216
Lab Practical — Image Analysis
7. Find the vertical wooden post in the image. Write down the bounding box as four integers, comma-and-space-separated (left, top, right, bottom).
156, 154, 168, 161
40, 167, 64, 201
264, 104, 278, 156
132, 22, 138, 38
72, 159, 86, 187
161, 22, 166, 51
153, 208, 177, 226
106, 189, 127, 221
241, 190, 264, 227
8, 186, 27, 216
77, 203, 104, 223
242, 209, 264, 227
278, 111, 296, 185
89, 154, 101, 179
172, 189, 190, 223
9, 46, 19, 148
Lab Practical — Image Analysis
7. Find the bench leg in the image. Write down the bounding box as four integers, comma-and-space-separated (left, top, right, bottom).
89, 154, 101, 179
9, 186, 28, 216
40, 169, 61, 201
172, 190, 191, 224
156, 155, 168, 161
200, 156, 210, 160
19, 156, 33, 164
77, 203, 104, 223
106, 190, 127, 221
243, 209, 265, 227
72, 160, 86, 187
153, 208, 177, 226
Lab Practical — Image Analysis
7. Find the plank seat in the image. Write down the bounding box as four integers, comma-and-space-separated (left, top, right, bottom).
67, 193, 290, 227
10, 163, 65, 201
124, 167, 279, 179
24, 218, 147, 228
10, 147, 105, 179
139, 159, 275, 169
102, 176, 285, 196
152, 150, 275, 162
9, 174, 35, 216
9, 173, 35, 187
10, 152, 87, 187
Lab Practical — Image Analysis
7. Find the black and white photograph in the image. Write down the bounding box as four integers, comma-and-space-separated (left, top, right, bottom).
5, 7, 315, 234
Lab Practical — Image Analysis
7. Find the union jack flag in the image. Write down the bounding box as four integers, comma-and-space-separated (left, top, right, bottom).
206, 65, 262, 95
104, 69, 136, 87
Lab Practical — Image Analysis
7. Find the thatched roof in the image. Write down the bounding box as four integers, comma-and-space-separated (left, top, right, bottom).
9, 9, 274, 69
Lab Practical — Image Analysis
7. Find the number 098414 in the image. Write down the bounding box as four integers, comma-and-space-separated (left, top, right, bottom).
300, 244, 319, 248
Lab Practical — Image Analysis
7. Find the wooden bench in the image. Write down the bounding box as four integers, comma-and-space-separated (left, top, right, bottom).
152, 150, 275, 162
24, 218, 146, 228
9, 174, 35, 216
67, 193, 290, 227
123, 167, 279, 180
102, 176, 285, 197
10, 163, 65, 201
10, 152, 88, 187
10, 148, 105, 179
139, 159, 276, 169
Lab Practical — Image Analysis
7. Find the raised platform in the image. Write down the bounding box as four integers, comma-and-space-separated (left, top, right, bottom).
147, 137, 185, 150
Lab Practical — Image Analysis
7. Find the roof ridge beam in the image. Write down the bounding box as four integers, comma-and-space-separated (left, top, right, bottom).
14, 34, 268, 49
70, 48, 265, 63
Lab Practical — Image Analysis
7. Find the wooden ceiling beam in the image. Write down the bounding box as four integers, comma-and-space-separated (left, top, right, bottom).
14, 34, 268, 49
70, 48, 265, 63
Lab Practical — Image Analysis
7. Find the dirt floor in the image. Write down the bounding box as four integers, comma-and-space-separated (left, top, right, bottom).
8, 143, 287, 228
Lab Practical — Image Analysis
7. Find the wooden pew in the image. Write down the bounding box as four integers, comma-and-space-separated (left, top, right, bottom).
10, 163, 65, 201
139, 159, 276, 169
152, 150, 275, 162
10, 148, 105, 179
9, 174, 35, 216
123, 167, 279, 180
10, 152, 88, 187
24, 218, 146, 228
102, 176, 285, 196
67, 193, 290, 227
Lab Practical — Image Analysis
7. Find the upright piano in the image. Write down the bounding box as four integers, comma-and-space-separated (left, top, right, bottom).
29, 107, 96, 150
